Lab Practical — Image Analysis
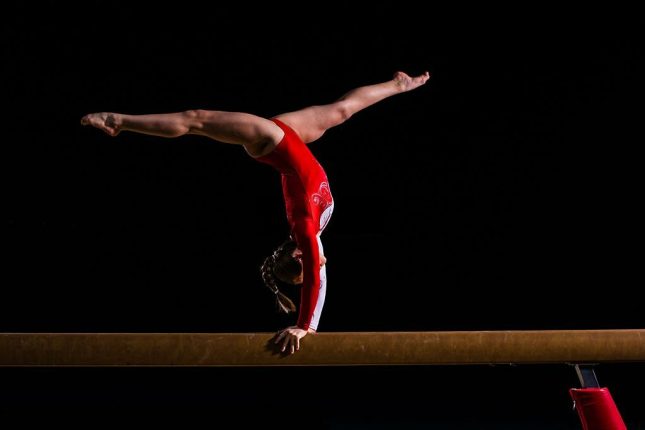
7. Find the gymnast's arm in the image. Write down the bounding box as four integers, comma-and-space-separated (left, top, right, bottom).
274, 217, 320, 354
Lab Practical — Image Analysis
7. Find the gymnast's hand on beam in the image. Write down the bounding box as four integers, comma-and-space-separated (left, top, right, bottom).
274, 326, 314, 354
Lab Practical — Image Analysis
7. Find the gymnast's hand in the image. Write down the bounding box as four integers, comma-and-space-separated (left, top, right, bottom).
274, 326, 314, 354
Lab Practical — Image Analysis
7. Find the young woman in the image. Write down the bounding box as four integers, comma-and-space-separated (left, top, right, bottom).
81, 70, 430, 354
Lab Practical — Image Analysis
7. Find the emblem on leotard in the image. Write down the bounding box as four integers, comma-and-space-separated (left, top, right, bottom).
313, 182, 334, 231
312, 182, 332, 210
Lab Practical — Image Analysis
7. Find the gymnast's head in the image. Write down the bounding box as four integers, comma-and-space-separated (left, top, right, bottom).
260, 239, 302, 313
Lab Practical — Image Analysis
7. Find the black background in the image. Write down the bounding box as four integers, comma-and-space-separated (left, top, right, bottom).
3, 2, 643, 428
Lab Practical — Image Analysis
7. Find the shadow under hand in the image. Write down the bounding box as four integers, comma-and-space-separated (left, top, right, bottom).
264, 333, 290, 358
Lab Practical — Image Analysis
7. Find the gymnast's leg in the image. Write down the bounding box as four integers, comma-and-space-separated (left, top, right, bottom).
80, 110, 284, 154
274, 71, 430, 144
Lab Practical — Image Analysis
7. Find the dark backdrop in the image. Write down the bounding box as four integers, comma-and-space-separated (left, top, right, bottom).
3, 3, 643, 427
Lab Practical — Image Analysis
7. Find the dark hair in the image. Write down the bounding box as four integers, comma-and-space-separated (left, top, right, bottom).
260, 239, 302, 313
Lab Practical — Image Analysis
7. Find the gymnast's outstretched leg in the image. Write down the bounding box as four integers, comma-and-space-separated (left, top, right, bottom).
81, 110, 284, 155
274, 71, 430, 143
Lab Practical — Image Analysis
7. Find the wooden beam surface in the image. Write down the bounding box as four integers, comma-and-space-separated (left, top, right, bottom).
1, 330, 643, 367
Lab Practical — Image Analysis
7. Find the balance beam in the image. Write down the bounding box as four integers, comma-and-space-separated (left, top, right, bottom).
1, 330, 643, 367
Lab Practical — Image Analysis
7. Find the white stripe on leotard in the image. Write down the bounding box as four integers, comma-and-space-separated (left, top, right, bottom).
309, 235, 328, 331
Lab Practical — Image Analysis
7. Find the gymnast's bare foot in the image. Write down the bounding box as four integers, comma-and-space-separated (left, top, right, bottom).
393, 71, 431, 92
80, 112, 122, 136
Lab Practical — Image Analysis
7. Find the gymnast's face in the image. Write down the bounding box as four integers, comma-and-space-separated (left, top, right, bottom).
289, 271, 304, 285
274, 248, 304, 286
276, 248, 328, 285
289, 249, 304, 285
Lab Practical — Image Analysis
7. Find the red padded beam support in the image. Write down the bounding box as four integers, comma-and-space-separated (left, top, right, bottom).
570, 388, 626, 430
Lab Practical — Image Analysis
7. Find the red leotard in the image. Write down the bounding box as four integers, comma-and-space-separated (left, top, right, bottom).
254, 118, 334, 331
